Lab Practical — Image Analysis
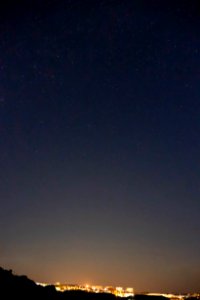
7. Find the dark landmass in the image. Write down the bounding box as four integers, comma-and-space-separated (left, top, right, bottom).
0, 267, 116, 300
0, 267, 198, 300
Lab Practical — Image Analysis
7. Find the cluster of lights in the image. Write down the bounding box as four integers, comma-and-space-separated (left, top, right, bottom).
36, 282, 200, 299
45, 283, 134, 297
146, 293, 200, 300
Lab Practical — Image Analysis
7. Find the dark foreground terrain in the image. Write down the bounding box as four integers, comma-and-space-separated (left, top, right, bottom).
0, 267, 116, 300
0, 267, 198, 300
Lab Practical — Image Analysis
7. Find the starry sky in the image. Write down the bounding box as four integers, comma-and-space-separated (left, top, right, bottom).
0, 0, 200, 293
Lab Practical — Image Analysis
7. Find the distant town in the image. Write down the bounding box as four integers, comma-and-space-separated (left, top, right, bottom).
36, 282, 200, 300
37, 283, 134, 297
1, 267, 200, 300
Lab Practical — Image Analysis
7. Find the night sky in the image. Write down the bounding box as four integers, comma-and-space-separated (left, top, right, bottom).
0, 0, 200, 293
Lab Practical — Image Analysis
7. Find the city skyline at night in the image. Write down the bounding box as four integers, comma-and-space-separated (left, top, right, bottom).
0, 0, 200, 294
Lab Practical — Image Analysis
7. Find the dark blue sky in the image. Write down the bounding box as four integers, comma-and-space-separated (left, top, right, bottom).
0, 0, 200, 293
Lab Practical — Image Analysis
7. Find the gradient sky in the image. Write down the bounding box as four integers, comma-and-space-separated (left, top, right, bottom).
0, 0, 200, 294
